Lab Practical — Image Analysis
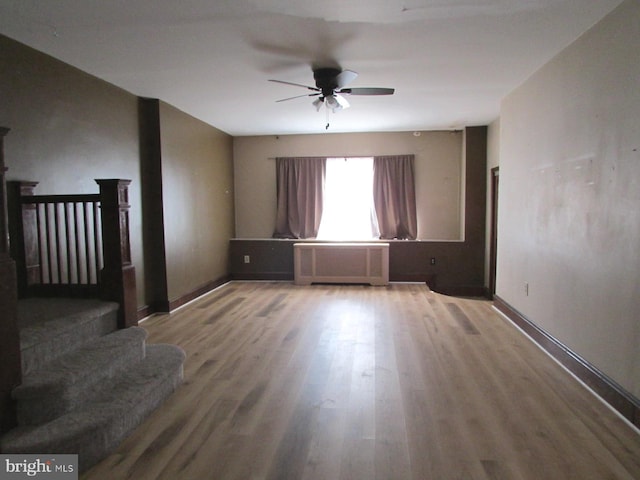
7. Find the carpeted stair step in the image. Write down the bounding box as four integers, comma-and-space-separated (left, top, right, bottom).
1, 343, 186, 473
18, 298, 119, 375
13, 326, 148, 426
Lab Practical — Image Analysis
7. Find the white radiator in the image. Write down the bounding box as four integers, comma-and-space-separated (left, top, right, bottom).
293, 242, 389, 286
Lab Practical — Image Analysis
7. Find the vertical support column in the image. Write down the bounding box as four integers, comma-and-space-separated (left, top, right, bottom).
0, 127, 21, 434
8, 181, 40, 296
96, 179, 138, 328
138, 98, 170, 312
463, 126, 487, 290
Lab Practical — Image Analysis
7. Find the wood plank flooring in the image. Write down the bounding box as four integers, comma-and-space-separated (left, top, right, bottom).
81, 282, 640, 480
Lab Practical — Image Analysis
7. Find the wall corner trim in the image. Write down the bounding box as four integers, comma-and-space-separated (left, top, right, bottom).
493, 295, 640, 429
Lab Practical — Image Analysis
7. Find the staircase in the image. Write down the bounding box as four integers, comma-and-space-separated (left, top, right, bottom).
0, 298, 186, 472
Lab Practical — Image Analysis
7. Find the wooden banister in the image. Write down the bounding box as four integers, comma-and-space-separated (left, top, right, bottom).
10, 184, 103, 298
9, 178, 138, 330
97, 179, 137, 329
0, 127, 21, 434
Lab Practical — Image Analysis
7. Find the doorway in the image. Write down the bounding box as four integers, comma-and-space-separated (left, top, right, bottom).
489, 167, 499, 298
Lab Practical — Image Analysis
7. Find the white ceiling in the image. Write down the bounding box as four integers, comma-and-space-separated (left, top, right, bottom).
0, 0, 623, 136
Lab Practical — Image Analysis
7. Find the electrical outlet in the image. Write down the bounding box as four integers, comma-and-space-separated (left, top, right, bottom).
524, 282, 529, 296
243, 255, 250, 264
430, 257, 436, 265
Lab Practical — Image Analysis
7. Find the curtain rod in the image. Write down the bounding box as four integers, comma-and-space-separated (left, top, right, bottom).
266, 156, 327, 160
266, 154, 414, 160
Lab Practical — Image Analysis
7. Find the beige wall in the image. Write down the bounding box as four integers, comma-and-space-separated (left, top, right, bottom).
234, 130, 463, 240
159, 103, 234, 303
498, 0, 639, 397
0, 34, 146, 307
0, 34, 235, 311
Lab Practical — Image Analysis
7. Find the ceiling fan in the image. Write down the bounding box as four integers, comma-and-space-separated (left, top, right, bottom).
269, 67, 395, 113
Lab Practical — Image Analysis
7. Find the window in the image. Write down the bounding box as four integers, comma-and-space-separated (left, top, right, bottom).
273, 154, 416, 240
316, 157, 380, 240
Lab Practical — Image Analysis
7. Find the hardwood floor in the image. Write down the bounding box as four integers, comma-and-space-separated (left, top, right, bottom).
81, 282, 640, 480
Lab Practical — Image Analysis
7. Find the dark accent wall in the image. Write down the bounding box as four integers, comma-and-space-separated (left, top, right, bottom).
230, 126, 487, 296
230, 240, 295, 281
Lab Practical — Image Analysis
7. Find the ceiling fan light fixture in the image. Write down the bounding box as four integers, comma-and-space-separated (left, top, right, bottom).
325, 95, 339, 110
312, 97, 324, 111
326, 94, 349, 112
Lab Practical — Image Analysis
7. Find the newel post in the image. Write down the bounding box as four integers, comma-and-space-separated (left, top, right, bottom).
7, 181, 40, 296
96, 179, 138, 329
0, 127, 21, 434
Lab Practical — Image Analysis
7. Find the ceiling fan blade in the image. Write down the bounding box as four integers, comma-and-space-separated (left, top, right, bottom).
339, 87, 395, 95
276, 93, 321, 102
269, 79, 319, 91
335, 69, 358, 89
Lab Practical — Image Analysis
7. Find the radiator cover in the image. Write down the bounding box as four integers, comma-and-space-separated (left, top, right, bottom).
294, 243, 389, 286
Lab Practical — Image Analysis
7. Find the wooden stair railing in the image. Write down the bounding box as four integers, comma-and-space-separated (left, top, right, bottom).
11, 182, 102, 298
0, 127, 21, 434
8, 179, 138, 330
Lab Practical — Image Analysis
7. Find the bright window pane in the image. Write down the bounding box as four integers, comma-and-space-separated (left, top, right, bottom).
316, 157, 379, 240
